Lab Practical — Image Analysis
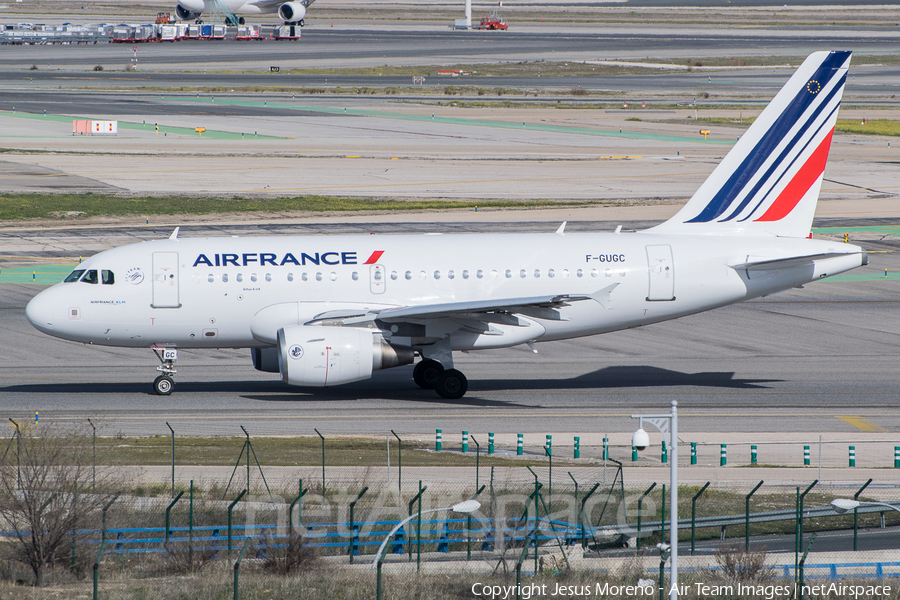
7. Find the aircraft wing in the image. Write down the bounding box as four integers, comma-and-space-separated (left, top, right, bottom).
249, 0, 314, 6
729, 252, 865, 271
375, 284, 619, 323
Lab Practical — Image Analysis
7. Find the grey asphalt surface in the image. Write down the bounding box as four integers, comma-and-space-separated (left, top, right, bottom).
2, 29, 899, 72
1, 219, 898, 439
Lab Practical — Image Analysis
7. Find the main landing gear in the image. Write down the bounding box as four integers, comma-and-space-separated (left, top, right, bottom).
413, 359, 468, 399
152, 347, 178, 395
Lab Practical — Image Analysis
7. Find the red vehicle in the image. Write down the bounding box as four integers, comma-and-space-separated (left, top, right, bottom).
473, 9, 507, 30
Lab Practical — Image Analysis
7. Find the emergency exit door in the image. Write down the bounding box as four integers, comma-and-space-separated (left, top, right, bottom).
646, 245, 675, 301
152, 252, 181, 308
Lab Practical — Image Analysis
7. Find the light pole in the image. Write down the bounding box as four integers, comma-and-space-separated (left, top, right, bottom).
631, 400, 678, 600
831, 498, 900, 515
372, 500, 481, 600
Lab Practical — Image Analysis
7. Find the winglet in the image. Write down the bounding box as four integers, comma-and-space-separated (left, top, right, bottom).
556, 222, 567, 236
589, 283, 620, 309
169, 227, 180, 240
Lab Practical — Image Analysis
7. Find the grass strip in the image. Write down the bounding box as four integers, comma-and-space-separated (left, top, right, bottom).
0, 193, 606, 221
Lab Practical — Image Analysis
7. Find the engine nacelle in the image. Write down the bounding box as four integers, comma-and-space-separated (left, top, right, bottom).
277, 325, 413, 387
251, 347, 280, 373
277, 2, 306, 22
175, 4, 202, 20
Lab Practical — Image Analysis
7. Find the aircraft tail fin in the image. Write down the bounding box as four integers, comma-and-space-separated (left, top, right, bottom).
650, 51, 851, 238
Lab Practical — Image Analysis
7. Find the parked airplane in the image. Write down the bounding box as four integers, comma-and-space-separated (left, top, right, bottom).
175, 0, 315, 25
26, 51, 865, 400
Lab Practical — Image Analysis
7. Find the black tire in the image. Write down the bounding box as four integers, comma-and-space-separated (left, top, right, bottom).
435, 369, 467, 399
413, 359, 443, 390
154, 375, 174, 395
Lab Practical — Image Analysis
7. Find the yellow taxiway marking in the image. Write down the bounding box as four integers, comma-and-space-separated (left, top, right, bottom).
835, 416, 887, 432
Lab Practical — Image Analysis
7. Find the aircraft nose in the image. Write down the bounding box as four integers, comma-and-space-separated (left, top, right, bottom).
25, 288, 57, 334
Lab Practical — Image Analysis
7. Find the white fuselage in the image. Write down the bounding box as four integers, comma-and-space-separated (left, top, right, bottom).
25, 231, 865, 351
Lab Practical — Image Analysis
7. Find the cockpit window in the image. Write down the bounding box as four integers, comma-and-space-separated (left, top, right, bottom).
80, 269, 99, 284
64, 269, 85, 283
102, 270, 115, 285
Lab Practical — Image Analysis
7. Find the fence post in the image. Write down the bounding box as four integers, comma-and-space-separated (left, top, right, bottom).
803, 445, 810, 466
579, 483, 601, 549
435, 429, 442, 451
348, 487, 369, 564
636, 482, 657, 550
315, 428, 326, 496
165, 490, 185, 549
720, 444, 727, 466
407, 483, 427, 563
166, 422, 175, 497
233, 537, 251, 600
849, 446, 856, 467
745, 480, 764, 551
462, 430, 469, 453
691, 442, 697, 465
228, 489, 247, 559
853, 478, 873, 551
289, 479, 307, 532
489, 432, 494, 454
517, 433, 523, 456
796, 480, 818, 583
391, 430, 402, 499
92, 539, 108, 600
101, 494, 120, 545
574, 436, 580, 459
189, 479, 194, 565
751, 445, 758, 465
691, 482, 710, 555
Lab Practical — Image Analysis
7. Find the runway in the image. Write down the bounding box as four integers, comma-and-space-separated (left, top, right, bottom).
1, 219, 898, 439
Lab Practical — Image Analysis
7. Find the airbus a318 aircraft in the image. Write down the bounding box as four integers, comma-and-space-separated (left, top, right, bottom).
175, 0, 314, 25
26, 51, 866, 400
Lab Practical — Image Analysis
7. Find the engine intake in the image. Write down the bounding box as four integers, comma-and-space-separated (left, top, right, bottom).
277, 325, 413, 387
175, 5, 202, 20
277, 1, 306, 22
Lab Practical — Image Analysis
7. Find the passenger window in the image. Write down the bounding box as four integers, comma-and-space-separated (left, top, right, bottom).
287, 273, 293, 282
591, 269, 598, 277
250, 273, 258, 282
562, 269, 569, 278
352, 272, 359, 281
448, 270, 455, 280
462, 270, 469, 279
548, 269, 555, 278
534, 269, 540, 278
520, 269, 527, 278
405, 271, 412, 280
477, 270, 484, 279
391, 271, 398, 280
491, 270, 498, 278
302, 273, 308, 282
80, 270, 99, 284
223, 273, 229, 283
330, 272, 337, 281
605, 269, 612, 278
207, 274, 214, 283
374, 271, 382, 280
65, 269, 85, 283
419, 271, 427, 280
237, 273, 244, 282
101, 270, 115, 285
265, 273, 272, 282
434, 271, 441, 280
577, 269, 583, 278
505, 270, 512, 278
316, 272, 323, 281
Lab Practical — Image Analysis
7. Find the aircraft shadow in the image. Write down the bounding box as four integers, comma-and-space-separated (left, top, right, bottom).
0, 366, 776, 408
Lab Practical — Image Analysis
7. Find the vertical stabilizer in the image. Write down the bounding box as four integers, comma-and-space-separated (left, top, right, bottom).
650, 51, 851, 237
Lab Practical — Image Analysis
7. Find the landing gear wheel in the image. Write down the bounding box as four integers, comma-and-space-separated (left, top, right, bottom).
435, 369, 467, 400
413, 359, 443, 390
154, 375, 174, 396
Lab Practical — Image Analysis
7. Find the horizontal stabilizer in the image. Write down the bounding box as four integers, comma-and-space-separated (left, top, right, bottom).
729, 251, 867, 272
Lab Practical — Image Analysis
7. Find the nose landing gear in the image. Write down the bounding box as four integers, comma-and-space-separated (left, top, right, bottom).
152, 346, 177, 395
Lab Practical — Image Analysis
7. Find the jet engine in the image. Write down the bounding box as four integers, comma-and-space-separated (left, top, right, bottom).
277, 325, 413, 387
175, 5, 202, 20
277, 2, 306, 22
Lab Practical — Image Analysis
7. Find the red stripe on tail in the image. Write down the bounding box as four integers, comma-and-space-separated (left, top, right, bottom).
755, 129, 834, 222
364, 250, 384, 264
